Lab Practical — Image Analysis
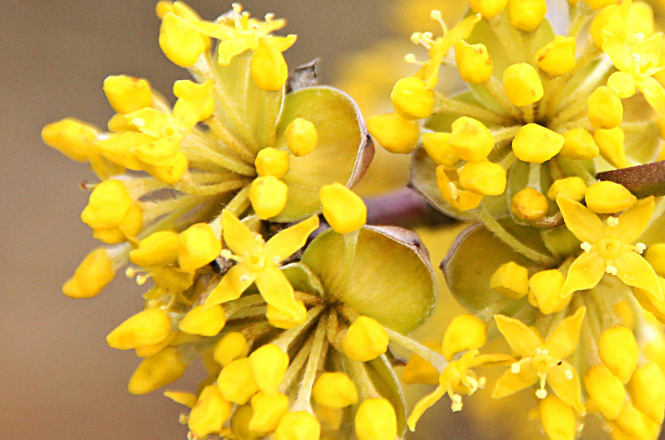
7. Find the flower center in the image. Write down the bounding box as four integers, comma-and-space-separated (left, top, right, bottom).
531, 349, 556, 375
244, 252, 265, 272
597, 238, 624, 260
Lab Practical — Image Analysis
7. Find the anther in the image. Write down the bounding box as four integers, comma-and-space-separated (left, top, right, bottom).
581, 242, 592, 253
535, 389, 547, 399
511, 363, 521, 374
607, 217, 619, 227
605, 265, 618, 275
564, 370, 573, 380
635, 243, 646, 254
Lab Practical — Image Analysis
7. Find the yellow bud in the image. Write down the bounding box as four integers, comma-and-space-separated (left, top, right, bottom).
585, 363, 626, 420
612, 401, 657, 439
81, 179, 133, 231
539, 395, 577, 440
584, 181, 636, 214
594, 127, 628, 169
342, 316, 389, 362
628, 362, 665, 423
508, 0, 547, 32
90, 201, 143, 245
547, 177, 587, 202
436, 166, 484, 211
151, 267, 194, 293
366, 113, 419, 154
159, 13, 205, 67
188, 385, 233, 437
512, 124, 564, 163
178, 304, 226, 336
468, 0, 508, 18
458, 161, 507, 196
599, 326, 639, 383
155, 1, 173, 19
511, 187, 549, 221
626, 2, 654, 37
42, 118, 98, 162
103, 75, 152, 115
250, 344, 289, 396
178, 223, 221, 272
645, 244, 665, 277
535, 36, 577, 76
249, 176, 289, 220
455, 41, 493, 85
402, 342, 441, 385
312, 372, 359, 409
173, 79, 214, 121
449, 117, 495, 162
285, 118, 318, 157
528, 270, 569, 314
390, 77, 434, 119
421, 132, 459, 168
128, 347, 188, 394
164, 390, 198, 408
213, 332, 250, 366
230, 405, 260, 440
442, 314, 486, 360
320, 183, 367, 234
250, 391, 290, 433
62, 248, 116, 298
107, 308, 171, 350
355, 399, 397, 440
589, 1, 631, 47
274, 411, 321, 440
255, 148, 290, 178
143, 151, 188, 184
266, 301, 307, 329
588, 86, 623, 129
130, 231, 179, 267
490, 261, 529, 300
251, 38, 290, 91
561, 128, 599, 160
218, 357, 259, 404
503, 63, 544, 107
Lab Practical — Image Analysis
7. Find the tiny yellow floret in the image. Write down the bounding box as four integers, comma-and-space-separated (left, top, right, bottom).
366, 113, 419, 154
188, 385, 233, 437
250, 391, 290, 433
249, 344, 289, 396
103, 75, 153, 115
528, 270, 570, 314
213, 332, 250, 366
598, 326, 639, 383
42, 118, 98, 162
535, 36, 577, 76
421, 132, 459, 168
80, 179, 133, 231
503, 63, 544, 107
285, 118, 318, 157
342, 316, 390, 362
107, 308, 171, 350
255, 147, 290, 178
178, 304, 226, 336
62, 248, 116, 298
585, 363, 626, 420
584, 181, 636, 214
455, 41, 493, 85
159, 12, 206, 67
355, 399, 398, 440
490, 261, 529, 300
390, 77, 434, 119
130, 231, 180, 267
547, 177, 587, 202
510, 187, 549, 221
320, 183, 367, 234
128, 347, 188, 394
442, 314, 487, 361
217, 357, 259, 404
249, 176, 289, 220
449, 117, 495, 162
507, 0, 547, 32
594, 127, 628, 169
588, 86, 623, 129
512, 124, 564, 163
178, 223, 221, 272
312, 372, 359, 409
436, 166, 484, 211
561, 128, 599, 160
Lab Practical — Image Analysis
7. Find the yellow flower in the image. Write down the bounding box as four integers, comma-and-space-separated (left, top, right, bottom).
557, 195, 662, 301
492, 307, 586, 414
205, 211, 319, 320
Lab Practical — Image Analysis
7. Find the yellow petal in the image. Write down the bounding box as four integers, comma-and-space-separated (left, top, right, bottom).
561, 251, 606, 298
159, 13, 205, 67
548, 362, 585, 414
556, 195, 604, 243
264, 215, 319, 263
255, 266, 300, 320
407, 386, 445, 431
585, 363, 626, 420
442, 314, 486, 361
602, 31, 634, 72
494, 315, 542, 357
205, 264, 257, 307
545, 307, 586, 360
607, 196, 655, 244
222, 210, 263, 257
608, 71, 637, 98
614, 251, 662, 301
492, 362, 539, 398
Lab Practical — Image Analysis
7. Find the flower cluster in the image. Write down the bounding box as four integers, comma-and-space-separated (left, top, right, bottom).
44, 1, 665, 440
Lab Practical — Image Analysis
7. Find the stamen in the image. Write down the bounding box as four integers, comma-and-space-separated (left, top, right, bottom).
451, 394, 463, 412
511, 363, 521, 374
605, 265, 618, 275
581, 242, 592, 253
535, 389, 547, 399
607, 216, 619, 227
448, 182, 458, 201
635, 243, 646, 254
478, 377, 486, 388
131, 118, 146, 128
564, 370, 573, 380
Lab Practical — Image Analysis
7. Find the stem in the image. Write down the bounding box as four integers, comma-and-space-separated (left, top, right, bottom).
484, 77, 522, 120
433, 92, 515, 125
521, 104, 535, 124
292, 315, 329, 412
346, 357, 380, 399
491, 125, 523, 143
557, 156, 596, 186
597, 161, 665, 198
280, 334, 315, 394
364, 187, 453, 228
261, 90, 282, 150
205, 117, 257, 165
342, 230, 359, 294
383, 327, 447, 372
271, 306, 324, 352
210, 187, 250, 239
527, 162, 542, 190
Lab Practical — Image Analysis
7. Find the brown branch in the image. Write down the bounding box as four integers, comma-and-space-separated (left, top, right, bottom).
364, 187, 454, 228
597, 161, 665, 198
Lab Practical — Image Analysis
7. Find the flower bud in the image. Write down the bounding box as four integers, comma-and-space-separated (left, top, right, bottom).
588, 86, 623, 129
249, 176, 289, 220
366, 113, 419, 154
589, 0, 631, 47
255, 147, 290, 178
437, 166, 484, 211
508, 0, 547, 32
512, 124, 564, 163
490, 261, 529, 300
143, 151, 188, 184
510, 188, 549, 221
188, 385, 233, 437
128, 347, 188, 394
285, 118, 318, 157
390, 77, 434, 119
547, 177, 587, 202
442, 314, 486, 361
355, 399, 397, 440
455, 41, 493, 85
535, 36, 576, 76
628, 362, 665, 423
342, 316, 390, 362
274, 411, 321, 440
250, 38, 292, 91
468, 0, 508, 18
422, 132, 459, 168
449, 117, 495, 162
164, 390, 197, 408
320, 183, 366, 234
178, 304, 226, 336
62, 248, 116, 298
173, 79, 214, 121
250, 391, 290, 433
130, 231, 180, 267
561, 128, 599, 160
612, 401, 656, 439
458, 161, 507, 196
584, 363, 625, 420
103, 75, 152, 115
503, 63, 544, 107
42, 118, 98, 162
599, 326, 639, 384
250, 344, 289, 396
312, 372, 359, 409
539, 395, 577, 440
626, 1, 655, 37
230, 405, 260, 440
213, 332, 250, 366
159, 13, 206, 67
81, 179, 133, 231
107, 308, 171, 350
218, 357, 259, 404
178, 223, 221, 272
266, 301, 307, 329
584, 181, 636, 214
608, 71, 637, 99
528, 270, 569, 314
594, 127, 628, 169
